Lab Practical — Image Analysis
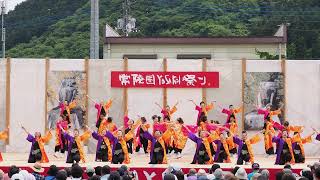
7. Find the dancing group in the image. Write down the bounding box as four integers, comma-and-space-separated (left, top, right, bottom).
0, 98, 320, 166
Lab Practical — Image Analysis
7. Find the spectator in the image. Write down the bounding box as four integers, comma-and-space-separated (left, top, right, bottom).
310, 162, 320, 174
71, 164, 83, 180
11, 173, 24, 180
121, 175, 132, 180
164, 173, 176, 180
8, 165, 20, 178
108, 171, 121, 180
300, 168, 313, 180
31, 162, 45, 180
213, 169, 224, 180
224, 172, 238, 180
276, 171, 284, 180
232, 167, 240, 175
64, 167, 72, 180
260, 169, 270, 180
210, 164, 221, 174
100, 165, 110, 180
197, 169, 208, 180
257, 175, 268, 180
45, 165, 59, 180
187, 169, 197, 180
56, 170, 68, 180
88, 175, 100, 180
252, 173, 261, 180
281, 173, 295, 180
19, 170, 36, 180
314, 168, 320, 180
175, 170, 185, 180
248, 163, 260, 180
94, 166, 102, 176
86, 166, 95, 178
235, 167, 247, 180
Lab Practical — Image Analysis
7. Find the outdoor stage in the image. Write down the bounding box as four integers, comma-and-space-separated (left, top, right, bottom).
0, 153, 318, 179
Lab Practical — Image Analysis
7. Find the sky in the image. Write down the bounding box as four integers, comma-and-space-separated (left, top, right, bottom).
6, 0, 26, 12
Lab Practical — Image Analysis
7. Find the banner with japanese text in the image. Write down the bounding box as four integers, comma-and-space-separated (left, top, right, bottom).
111, 71, 219, 88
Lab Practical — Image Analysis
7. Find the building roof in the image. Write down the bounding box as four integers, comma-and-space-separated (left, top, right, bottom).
105, 36, 286, 45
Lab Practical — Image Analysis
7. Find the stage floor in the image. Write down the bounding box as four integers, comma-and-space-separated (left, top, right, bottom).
0, 153, 318, 169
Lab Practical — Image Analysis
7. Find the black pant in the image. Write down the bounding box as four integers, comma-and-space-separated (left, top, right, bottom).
127, 139, 133, 154
96, 147, 109, 162
112, 154, 124, 164
216, 151, 227, 163
136, 136, 148, 153
66, 152, 80, 163
229, 147, 237, 154
294, 153, 305, 163
173, 147, 182, 154
237, 154, 251, 165
279, 152, 292, 165
266, 147, 274, 155
210, 143, 216, 155
28, 153, 42, 163
55, 135, 67, 153
149, 151, 164, 164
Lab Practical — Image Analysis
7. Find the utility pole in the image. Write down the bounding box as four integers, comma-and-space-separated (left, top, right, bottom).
117, 0, 137, 36
1, 0, 5, 60
90, 0, 99, 59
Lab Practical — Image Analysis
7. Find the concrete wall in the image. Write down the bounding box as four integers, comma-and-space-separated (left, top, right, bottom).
104, 44, 285, 60
1, 58, 319, 157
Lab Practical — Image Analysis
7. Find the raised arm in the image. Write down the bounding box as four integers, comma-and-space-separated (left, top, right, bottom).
188, 99, 197, 106
143, 131, 154, 141
105, 131, 116, 142
92, 131, 99, 140
155, 102, 162, 110
41, 130, 53, 143
249, 134, 261, 144
183, 125, 198, 143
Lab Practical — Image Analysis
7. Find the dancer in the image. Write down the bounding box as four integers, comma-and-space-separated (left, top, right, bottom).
189, 100, 214, 126
171, 118, 188, 158
232, 130, 261, 165
276, 121, 303, 137
143, 128, 171, 164
105, 128, 132, 164
263, 117, 275, 155
87, 96, 112, 129
54, 114, 69, 158
225, 117, 238, 155
0, 128, 9, 162
213, 132, 232, 163
92, 129, 112, 162
61, 127, 91, 163
272, 130, 295, 165
291, 131, 314, 163
155, 102, 178, 120
220, 104, 242, 124
21, 126, 52, 163
59, 100, 77, 122
135, 117, 150, 153
184, 125, 217, 164
124, 111, 141, 154
257, 104, 282, 123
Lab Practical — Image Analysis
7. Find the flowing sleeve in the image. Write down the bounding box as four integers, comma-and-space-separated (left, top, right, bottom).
302, 135, 313, 144
170, 106, 177, 114
185, 125, 198, 134
233, 136, 241, 145
69, 101, 77, 109
80, 131, 91, 141
206, 103, 214, 111
105, 99, 112, 110
124, 116, 129, 129
273, 122, 284, 131
92, 131, 99, 140
222, 109, 229, 114
124, 131, 134, 142
143, 131, 154, 141
94, 103, 100, 110
290, 126, 303, 133
27, 134, 35, 142
234, 107, 241, 113
0, 131, 8, 140
249, 134, 261, 144
188, 132, 198, 143
272, 136, 279, 143
162, 130, 171, 142
270, 109, 281, 116
105, 131, 116, 142
41, 131, 52, 143
257, 109, 265, 115
195, 105, 201, 111
207, 131, 219, 143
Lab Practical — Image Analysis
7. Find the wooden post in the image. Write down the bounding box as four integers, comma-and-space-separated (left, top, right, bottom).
281, 58, 287, 121
5, 58, 11, 144
44, 58, 50, 131
85, 58, 89, 126
163, 58, 168, 108
202, 58, 207, 103
241, 58, 247, 131
123, 57, 128, 115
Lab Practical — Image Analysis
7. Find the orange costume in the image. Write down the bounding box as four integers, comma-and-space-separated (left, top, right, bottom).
233, 134, 261, 164
291, 133, 313, 163
59, 101, 77, 119
264, 121, 275, 154
0, 131, 8, 161
195, 103, 214, 125
65, 130, 91, 163
27, 131, 52, 163
161, 106, 177, 119
98, 119, 117, 135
